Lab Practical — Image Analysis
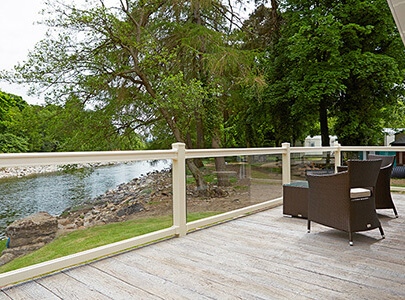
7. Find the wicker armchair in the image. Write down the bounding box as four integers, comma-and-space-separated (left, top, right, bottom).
368, 154, 398, 217
307, 160, 384, 246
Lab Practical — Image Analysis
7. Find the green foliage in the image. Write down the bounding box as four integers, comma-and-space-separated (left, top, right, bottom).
50, 97, 144, 151
2, 0, 404, 150
8, 104, 60, 152
2, 0, 254, 152
1, 0, 256, 187
1, 97, 145, 153
384, 98, 405, 130
0, 90, 29, 153
0, 133, 28, 153
253, 0, 405, 146
0, 90, 27, 132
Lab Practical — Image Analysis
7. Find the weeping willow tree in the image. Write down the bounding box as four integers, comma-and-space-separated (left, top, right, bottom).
2, 0, 255, 190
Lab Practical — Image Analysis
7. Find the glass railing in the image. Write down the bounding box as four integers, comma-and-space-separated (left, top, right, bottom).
0, 143, 403, 286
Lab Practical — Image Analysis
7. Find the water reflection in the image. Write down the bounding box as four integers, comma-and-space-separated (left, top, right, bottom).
0, 160, 171, 238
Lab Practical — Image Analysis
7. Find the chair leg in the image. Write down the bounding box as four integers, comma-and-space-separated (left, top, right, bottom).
307, 220, 311, 233
379, 226, 385, 239
349, 232, 353, 246
393, 206, 398, 218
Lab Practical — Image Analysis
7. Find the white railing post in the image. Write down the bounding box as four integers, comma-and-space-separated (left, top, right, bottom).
282, 142, 291, 185
334, 142, 342, 173
172, 143, 187, 237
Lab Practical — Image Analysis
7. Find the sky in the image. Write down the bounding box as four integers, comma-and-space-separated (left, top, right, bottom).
0, 0, 254, 105
0, 0, 48, 104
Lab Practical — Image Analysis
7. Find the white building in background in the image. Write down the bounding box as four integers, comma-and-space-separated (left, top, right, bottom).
304, 135, 338, 155
383, 128, 405, 146
304, 135, 337, 147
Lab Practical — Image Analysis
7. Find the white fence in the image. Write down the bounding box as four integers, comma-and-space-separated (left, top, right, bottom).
0, 142, 403, 286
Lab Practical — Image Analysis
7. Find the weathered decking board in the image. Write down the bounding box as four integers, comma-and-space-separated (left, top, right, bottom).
1, 195, 404, 299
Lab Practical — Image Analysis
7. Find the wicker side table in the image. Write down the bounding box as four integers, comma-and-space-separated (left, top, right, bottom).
283, 181, 309, 218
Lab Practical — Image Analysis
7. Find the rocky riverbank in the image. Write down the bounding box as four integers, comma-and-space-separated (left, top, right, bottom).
56, 168, 232, 233
0, 166, 61, 179
57, 169, 173, 231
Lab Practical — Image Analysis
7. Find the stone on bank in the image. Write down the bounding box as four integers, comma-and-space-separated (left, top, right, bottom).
0, 212, 58, 266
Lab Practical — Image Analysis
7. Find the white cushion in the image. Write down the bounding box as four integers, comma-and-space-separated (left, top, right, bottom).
350, 188, 371, 198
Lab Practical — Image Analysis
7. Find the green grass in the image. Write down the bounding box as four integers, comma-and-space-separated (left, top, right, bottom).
0, 211, 219, 273
234, 185, 249, 190
187, 173, 217, 184
187, 174, 238, 185
251, 170, 271, 179
229, 177, 238, 184
0, 239, 7, 254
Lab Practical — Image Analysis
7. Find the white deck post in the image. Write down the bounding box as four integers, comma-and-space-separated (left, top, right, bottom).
334, 142, 342, 173
172, 143, 187, 237
282, 143, 291, 185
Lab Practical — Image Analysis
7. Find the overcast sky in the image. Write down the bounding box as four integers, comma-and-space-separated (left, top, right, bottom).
0, 1, 48, 104
0, 0, 253, 105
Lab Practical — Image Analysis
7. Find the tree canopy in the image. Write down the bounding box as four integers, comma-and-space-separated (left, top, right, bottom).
1, 0, 405, 159
257, 0, 405, 146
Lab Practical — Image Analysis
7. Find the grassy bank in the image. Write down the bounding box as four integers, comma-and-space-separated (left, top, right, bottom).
0, 211, 219, 273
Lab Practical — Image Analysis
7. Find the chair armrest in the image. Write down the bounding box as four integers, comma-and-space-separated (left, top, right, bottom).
350, 188, 371, 198
337, 166, 348, 173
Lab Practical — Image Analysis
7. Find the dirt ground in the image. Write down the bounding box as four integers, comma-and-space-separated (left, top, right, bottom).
391, 178, 405, 186
125, 163, 283, 221
126, 178, 283, 221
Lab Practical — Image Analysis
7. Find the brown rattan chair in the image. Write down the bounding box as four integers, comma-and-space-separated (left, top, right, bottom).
307, 160, 384, 246
368, 154, 398, 217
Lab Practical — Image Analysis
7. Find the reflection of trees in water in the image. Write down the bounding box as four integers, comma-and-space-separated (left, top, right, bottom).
60, 164, 95, 179
149, 160, 159, 167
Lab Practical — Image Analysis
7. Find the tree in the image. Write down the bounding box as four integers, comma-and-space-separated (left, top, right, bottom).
331, 0, 405, 145
0, 90, 27, 132
0, 90, 29, 153
223, 1, 285, 148
237, 0, 316, 147
260, 0, 405, 146
8, 99, 144, 152
9, 104, 60, 152
0, 133, 28, 153
2, 0, 253, 189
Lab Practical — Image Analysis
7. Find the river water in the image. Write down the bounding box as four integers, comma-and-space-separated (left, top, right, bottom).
0, 160, 171, 238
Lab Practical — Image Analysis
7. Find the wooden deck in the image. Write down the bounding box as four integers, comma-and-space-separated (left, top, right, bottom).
1, 195, 405, 299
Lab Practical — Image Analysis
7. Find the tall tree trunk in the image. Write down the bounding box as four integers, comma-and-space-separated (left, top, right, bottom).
187, 159, 207, 190
190, 2, 206, 170
212, 130, 231, 186
319, 99, 329, 147
194, 111, 205, 168
157, 105, 207, 190
271, 0, 280, 34
319, 98, 331, 165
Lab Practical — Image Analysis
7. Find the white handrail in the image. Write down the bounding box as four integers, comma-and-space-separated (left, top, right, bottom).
289, 146, 339, 153
185, 147, 284, 158
338, 146, 402, 152
0, 149, 177, 167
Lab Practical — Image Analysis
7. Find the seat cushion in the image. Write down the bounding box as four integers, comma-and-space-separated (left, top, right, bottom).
350, 188, 371, 198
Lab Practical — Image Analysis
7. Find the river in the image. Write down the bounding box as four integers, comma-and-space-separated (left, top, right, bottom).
0, 160, 171, 238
